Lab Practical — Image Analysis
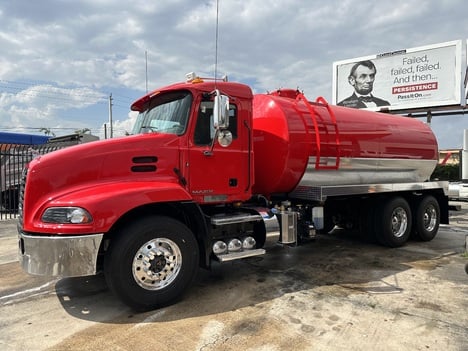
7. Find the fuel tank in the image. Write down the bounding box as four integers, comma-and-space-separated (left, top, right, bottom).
251, 89, 438, 196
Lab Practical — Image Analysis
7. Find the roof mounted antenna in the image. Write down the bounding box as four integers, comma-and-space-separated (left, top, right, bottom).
214, 0, 219, 87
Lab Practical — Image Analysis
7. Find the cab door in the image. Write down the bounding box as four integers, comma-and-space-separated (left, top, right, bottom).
187, 99, 251, 204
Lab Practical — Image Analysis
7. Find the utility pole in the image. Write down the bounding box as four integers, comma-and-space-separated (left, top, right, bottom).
108, 94, 113, 138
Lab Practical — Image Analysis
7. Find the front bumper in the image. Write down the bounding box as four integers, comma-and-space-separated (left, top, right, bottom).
18, 231, 104, 277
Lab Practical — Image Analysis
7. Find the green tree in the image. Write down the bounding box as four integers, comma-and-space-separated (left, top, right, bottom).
430, 164, 460, 181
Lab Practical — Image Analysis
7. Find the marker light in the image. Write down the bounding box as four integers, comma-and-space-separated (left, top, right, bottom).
242, 236, 256, 250
227, 238, 242, 252
213, 241, 228, 255
185, 72, 203, 83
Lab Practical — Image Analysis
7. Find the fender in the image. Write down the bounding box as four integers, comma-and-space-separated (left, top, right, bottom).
24, 181, 192, 235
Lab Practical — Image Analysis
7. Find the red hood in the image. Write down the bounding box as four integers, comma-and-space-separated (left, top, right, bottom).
27, 133, 181, 204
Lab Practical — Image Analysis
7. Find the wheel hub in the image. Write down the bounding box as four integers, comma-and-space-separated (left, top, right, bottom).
391, 208, 408, 238
423, 205, 437, 231
150, 255, 167, 273
132, 238, 182, 290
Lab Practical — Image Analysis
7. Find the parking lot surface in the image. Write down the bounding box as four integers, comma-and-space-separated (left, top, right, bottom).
1, 203, 468, 351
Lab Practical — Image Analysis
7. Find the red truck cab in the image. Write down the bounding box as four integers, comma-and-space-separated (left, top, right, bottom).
130, 79, 255, 205
18, 78, 262, 310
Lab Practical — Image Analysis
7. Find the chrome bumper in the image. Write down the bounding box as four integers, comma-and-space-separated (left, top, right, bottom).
18, 231, 104, 277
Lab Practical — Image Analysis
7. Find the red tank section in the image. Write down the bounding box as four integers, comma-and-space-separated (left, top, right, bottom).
252, 89, 438, 196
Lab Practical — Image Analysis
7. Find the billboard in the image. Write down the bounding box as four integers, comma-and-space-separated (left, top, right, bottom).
332, 40, 466, 112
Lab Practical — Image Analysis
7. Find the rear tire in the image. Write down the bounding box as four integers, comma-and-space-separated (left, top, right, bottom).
104, 215, 199, 311
376, 197, 412, 248
413, 195, 440, 241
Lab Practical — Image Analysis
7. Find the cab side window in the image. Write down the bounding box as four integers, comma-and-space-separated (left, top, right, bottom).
194, 102, 213, 146
194, 101, 237, 146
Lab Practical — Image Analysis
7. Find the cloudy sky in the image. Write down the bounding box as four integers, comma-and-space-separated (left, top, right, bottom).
0, 0, 467, 148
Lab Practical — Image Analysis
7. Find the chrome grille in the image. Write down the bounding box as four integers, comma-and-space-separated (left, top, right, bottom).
18, 166, 28, 226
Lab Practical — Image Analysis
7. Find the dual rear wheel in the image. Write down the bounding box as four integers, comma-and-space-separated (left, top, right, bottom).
367, 195, 440, 248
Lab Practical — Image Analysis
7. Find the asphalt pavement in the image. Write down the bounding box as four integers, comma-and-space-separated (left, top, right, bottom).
1, 203, 468, 351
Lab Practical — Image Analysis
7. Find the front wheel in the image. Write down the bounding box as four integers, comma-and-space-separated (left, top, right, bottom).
104, 216, 199, 311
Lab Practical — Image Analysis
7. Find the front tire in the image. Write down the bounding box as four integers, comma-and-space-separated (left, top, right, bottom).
104, 215, 199, 311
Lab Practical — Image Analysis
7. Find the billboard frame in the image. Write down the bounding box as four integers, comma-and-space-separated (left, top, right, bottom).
332, 40, 467, 114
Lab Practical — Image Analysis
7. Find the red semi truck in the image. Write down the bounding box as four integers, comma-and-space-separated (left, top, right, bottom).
18, 74, 449, 310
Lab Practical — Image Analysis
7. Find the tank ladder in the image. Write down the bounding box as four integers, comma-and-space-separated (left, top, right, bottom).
296, 94, 341, 170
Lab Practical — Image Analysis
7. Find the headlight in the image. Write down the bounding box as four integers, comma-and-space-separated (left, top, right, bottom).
42, 207, 93, 224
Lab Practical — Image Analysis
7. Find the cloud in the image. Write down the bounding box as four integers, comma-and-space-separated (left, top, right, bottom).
0, 0, 466, 147
0, 82, 107, 133
109, 111, 139, 138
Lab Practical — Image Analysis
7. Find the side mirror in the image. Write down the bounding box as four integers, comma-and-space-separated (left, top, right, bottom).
213, 90, 229, 129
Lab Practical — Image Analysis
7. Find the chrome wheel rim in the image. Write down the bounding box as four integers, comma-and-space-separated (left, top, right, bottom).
423, 205, 437, 232
132, 238, 182, 290
391, 207, 408, 238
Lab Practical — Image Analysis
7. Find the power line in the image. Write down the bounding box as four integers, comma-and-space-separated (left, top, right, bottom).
0, 80, 107, 99
112, 102, 132, 109
111, 92, 137, 102
0, 87, 108, 106
0, 126, 95, 131
0, 88, 106, 108
0, 79, 135, 108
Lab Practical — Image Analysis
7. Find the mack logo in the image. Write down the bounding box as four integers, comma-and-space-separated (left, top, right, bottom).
192, 189, 214, 194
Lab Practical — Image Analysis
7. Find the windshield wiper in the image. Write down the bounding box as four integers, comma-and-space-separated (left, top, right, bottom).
140, 126, 158, 133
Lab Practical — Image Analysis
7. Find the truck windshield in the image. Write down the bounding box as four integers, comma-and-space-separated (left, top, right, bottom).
132, 91, 192, 135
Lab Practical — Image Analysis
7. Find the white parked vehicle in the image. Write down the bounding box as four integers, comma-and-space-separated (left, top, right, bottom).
448, 182, 468, 201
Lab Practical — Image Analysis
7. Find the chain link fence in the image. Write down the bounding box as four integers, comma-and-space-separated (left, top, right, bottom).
0, 142, 72, 220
